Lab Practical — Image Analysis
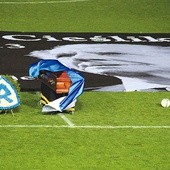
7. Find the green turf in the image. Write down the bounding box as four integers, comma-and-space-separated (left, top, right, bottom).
0, 0, 170, 169
0, 92, 65, 125
1, 92, 170, 126
71, 92, 170, 126
0, 0, 169, 33
0, 92, 170, 170
0, 128, 169, 170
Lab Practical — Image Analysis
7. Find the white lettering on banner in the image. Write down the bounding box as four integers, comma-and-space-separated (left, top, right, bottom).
62, 37, 87, 42
109, 36, 130, 42
154, 38, 170, 42
5, 44, 25, 49
2, 35, 41, 41
139, 36, 159, 42
126, 36, 143, 42
89, 36, 111, 42
42, 35, 61, 41
2, 34, 170, 42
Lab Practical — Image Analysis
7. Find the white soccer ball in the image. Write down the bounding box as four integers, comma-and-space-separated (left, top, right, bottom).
161, 98, 170, 108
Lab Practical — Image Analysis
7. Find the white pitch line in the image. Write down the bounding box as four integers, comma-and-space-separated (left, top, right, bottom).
0, 0, 89, 4
58, 113, 75, 127
0, 125, 170, 129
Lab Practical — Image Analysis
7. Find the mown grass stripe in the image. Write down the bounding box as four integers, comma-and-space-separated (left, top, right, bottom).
0, 125, 169, 129
0, 0, 89, 4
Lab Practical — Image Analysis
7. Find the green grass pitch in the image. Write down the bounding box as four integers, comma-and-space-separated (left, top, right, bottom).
0, 0, 170, 169
0, 0, 169, 32
1, 92, 170, 169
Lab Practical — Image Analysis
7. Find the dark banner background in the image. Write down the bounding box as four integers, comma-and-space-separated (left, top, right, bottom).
0, 32, 169, 91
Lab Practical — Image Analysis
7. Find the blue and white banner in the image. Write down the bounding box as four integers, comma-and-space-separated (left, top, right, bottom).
0, 76, 20, 110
